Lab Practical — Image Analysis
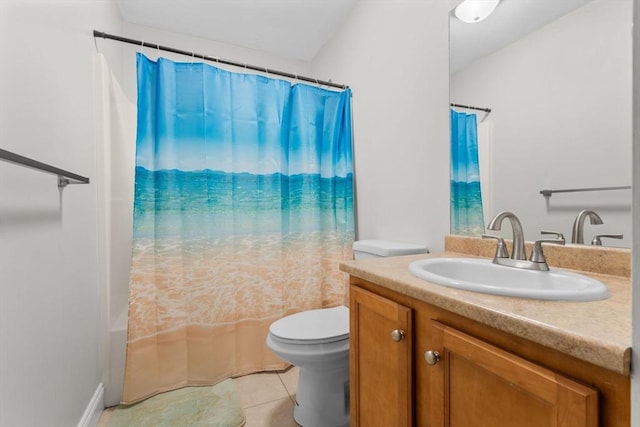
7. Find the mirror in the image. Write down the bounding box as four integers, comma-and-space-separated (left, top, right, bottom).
449, 0, 632, 248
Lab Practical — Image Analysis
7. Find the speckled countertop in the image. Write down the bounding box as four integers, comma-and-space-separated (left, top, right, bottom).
340, 236, 632, 375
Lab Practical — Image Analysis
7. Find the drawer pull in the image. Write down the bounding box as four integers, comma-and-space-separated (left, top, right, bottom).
424, 350, 441, 365
391, 329, 406, 342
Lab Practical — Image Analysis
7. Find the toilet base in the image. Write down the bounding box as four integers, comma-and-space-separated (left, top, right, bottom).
293, 365, 350, 427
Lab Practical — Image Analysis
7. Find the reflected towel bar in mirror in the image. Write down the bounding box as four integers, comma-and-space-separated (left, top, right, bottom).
0, 148, 90, 188
540, 186, 631, 198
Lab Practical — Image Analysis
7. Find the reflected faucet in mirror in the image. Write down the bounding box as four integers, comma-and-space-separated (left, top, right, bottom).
571, 210, 603, 244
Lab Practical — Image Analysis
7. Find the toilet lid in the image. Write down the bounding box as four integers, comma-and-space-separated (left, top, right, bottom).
269, 306, 349, 344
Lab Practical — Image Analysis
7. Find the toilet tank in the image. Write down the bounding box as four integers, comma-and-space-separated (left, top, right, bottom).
353, 239, 428, 260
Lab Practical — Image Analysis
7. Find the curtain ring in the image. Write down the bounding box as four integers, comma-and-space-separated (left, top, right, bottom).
191, 51, 195, 64
140, 40, 145, 55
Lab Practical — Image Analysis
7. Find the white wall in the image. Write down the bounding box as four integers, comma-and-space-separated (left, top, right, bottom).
451, 0, 632, 247
312, 0, 451, 252
0, 1, 122, 426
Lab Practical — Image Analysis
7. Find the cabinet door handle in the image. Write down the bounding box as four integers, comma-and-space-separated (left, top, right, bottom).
391, 329, 406, 342
424, 350, 441, 365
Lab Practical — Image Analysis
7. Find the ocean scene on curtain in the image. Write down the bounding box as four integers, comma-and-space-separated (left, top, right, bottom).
123, 53, 354, 403
450, 109, 485, 236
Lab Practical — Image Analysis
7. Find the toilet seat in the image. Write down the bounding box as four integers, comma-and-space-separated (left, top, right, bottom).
269, 306, 349, 345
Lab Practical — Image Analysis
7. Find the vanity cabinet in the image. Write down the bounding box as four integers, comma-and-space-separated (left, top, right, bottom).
349, 279, 630, 427
429, 321, 598, 427
349, 286, 413, 427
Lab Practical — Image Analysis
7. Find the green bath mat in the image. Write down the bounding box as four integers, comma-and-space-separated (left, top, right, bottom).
108, 379, 245, 427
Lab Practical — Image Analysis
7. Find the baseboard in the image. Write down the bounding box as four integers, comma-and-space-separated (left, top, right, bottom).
77, 383, 105, 427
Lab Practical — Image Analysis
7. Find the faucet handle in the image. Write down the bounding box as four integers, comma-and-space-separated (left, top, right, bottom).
529, 236, 566, 264
591, 234, 623, 246
541, 230, 565, 240
482, 234, 509, 259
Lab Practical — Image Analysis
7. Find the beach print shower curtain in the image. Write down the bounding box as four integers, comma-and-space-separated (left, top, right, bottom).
450, 109, 485, 236
122, 54, 354, 403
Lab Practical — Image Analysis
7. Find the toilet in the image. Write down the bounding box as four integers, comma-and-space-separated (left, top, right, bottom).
266, 239, 428, 427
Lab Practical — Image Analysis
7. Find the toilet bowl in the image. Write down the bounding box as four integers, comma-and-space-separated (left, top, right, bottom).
266, 239, 428, 427
266, 306, 350, 427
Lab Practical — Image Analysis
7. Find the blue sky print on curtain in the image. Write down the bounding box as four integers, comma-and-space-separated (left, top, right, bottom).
123, 53, 354, 403
450, 109, 485, 236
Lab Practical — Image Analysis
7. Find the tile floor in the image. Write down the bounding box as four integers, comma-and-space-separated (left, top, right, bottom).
235, 367, 300, 427
97, 367, 300, 427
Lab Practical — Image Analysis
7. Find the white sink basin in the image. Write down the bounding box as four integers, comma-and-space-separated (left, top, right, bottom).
408, 258, 609, 301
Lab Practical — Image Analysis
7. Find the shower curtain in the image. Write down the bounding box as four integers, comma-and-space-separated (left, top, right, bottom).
123, 54, 354, 404
450, 109, 485, 236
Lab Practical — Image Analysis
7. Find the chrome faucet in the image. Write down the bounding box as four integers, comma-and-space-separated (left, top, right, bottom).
571, 210, 603, 244
483, 212, 565, 271
486, 211, 526, 260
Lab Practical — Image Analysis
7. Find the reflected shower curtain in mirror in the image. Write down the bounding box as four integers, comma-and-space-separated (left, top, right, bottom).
122, 53, 354, 403
450, 109, 485, 236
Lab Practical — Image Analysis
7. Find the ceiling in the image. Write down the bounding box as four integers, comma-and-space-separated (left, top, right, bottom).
116, 0, 592, 65
116, 0, 358, 61
450, 0, 593, 73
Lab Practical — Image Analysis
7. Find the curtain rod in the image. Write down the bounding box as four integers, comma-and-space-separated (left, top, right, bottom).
93, 30, 348, 90
450, 103, 492, 113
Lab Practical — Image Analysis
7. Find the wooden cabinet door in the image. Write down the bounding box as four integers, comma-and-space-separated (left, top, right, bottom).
350, 286, 413, 427
428, 321, 598, 427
